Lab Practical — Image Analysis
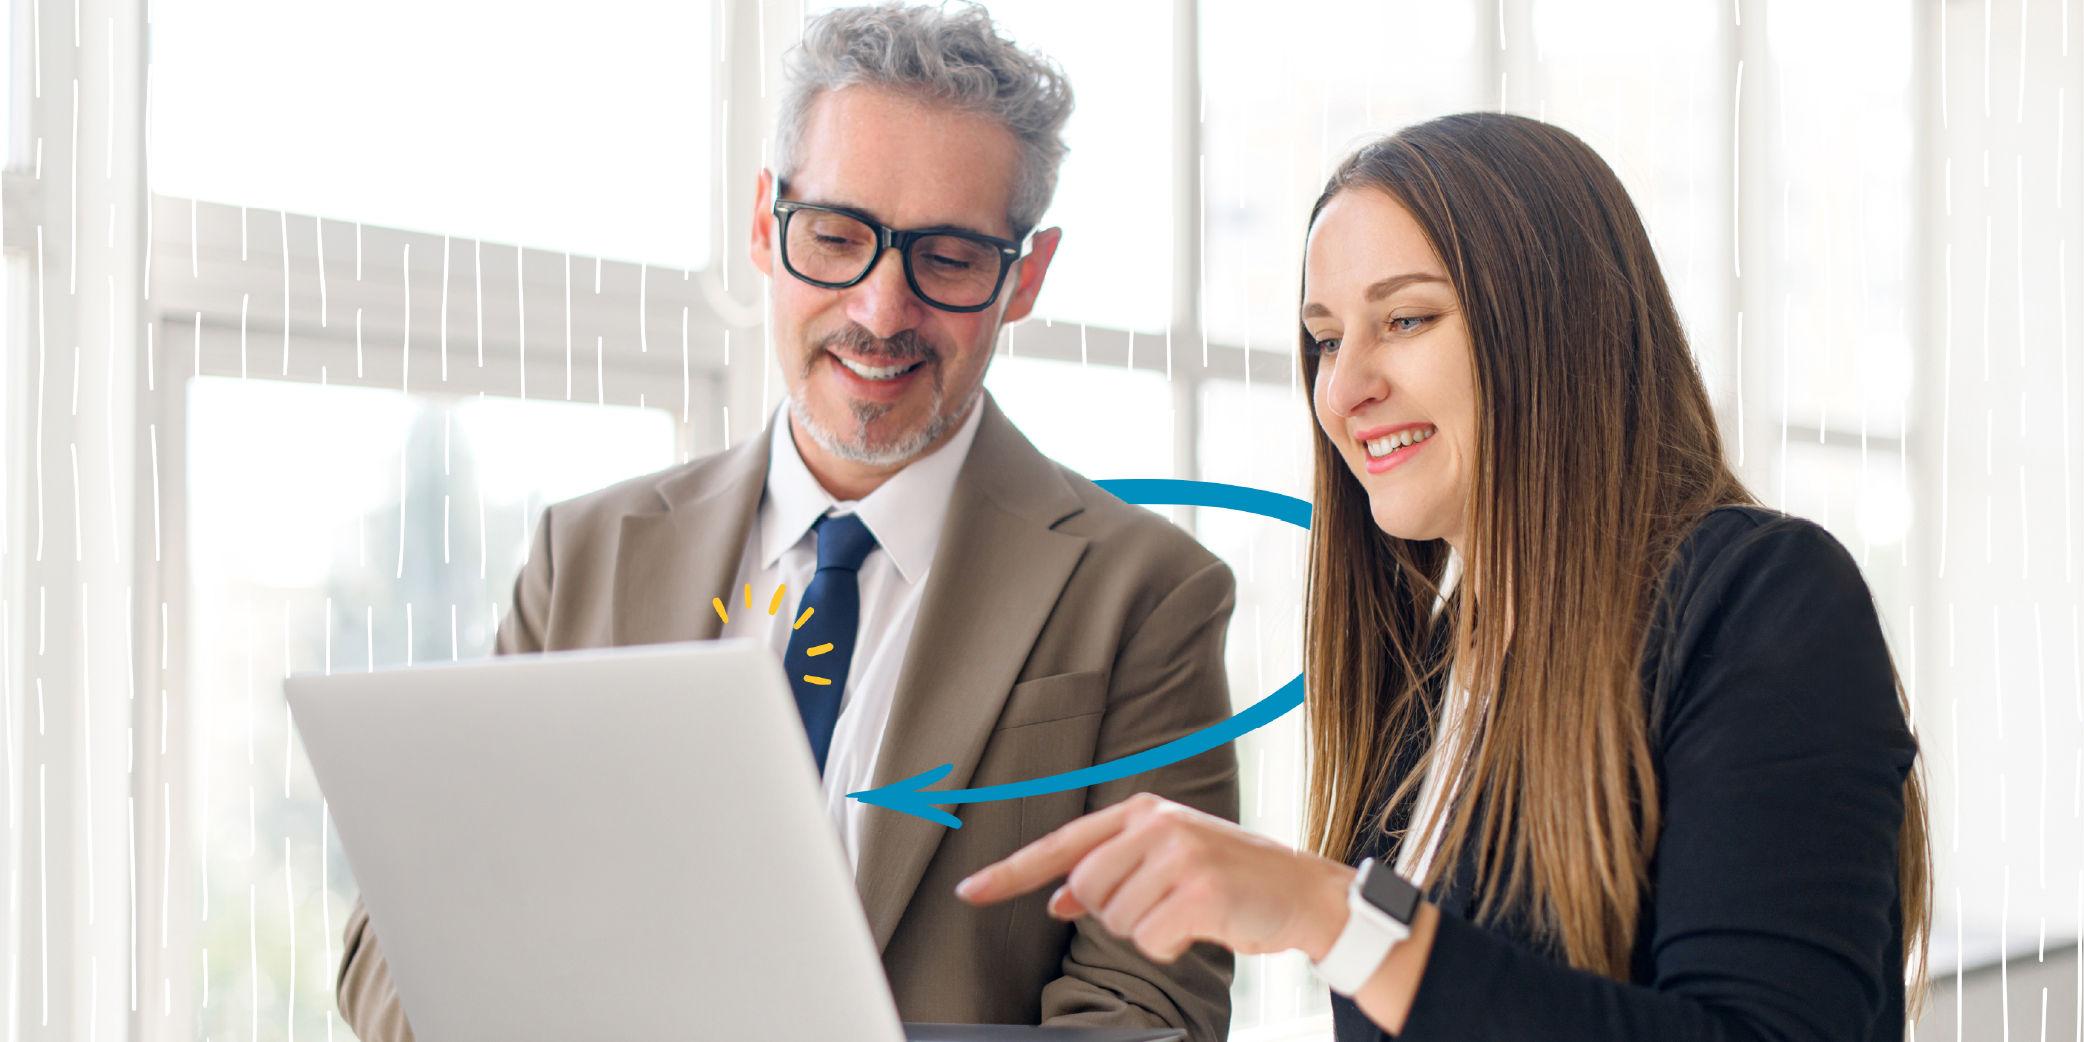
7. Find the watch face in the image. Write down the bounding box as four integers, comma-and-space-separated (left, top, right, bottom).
1360, 860, 1422, 924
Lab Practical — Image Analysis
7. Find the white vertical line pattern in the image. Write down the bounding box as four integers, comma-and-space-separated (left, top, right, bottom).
149, 426, 160, 561
518, 248, 528, 400
564, 253, 573, 400
160, 783, 170, 952
82, 588, 94, 926
317, 216, 328, 326
1942, 248, 1954, 577
321, 801, 332, 1000
402, 244, 412, 396
285, 837, 295, 1042
1732, 61, 1743, 280
441, 236, 451, 383
249, 884, 257, 1042
280, 214, 290, 375
70, 80, 78, 293
128, 796, 135, 1011
396, 436, 408, 580
38, 764, 45, 1026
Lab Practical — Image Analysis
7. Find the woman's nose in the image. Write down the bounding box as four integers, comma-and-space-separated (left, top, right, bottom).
1320, 343, 1389, 418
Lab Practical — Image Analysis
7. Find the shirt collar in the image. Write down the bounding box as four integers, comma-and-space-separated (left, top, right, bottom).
758, 398, 985, 585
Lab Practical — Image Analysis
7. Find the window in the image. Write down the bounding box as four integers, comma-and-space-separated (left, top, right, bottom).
149, 0, 716, 269
1199, 0, 1485, 353
986, 0, 1177, 335
1199, 377, 1315, 1031
1527, 0, 1734, 406
186, 376, 673, 1039
985, 355, 1174, 481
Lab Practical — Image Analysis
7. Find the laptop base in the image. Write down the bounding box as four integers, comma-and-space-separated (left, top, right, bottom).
903, 1025, 1184, 1042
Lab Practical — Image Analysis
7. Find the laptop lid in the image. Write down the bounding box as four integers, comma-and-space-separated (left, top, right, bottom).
287, 640, 906, 1042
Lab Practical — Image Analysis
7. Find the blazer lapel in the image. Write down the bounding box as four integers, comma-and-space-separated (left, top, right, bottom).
610, 425, 772, 646
852, 397, 1090, 950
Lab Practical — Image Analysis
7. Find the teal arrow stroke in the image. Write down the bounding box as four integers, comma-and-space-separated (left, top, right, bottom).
847, 478, 1311, 829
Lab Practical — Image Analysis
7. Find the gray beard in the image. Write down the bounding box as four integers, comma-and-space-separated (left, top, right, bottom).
790, 327, 982, 467
789, 382, 980, 468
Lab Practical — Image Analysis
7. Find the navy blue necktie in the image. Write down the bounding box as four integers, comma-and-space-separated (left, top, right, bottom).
785, 514, 878, 773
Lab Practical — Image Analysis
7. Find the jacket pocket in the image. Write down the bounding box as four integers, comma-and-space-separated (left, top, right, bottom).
991, 670, 1108, 730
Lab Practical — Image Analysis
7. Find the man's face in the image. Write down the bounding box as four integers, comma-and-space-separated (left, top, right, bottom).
751, 85, 1061, 468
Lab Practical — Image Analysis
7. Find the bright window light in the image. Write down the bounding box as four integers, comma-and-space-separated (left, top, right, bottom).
149, 0, 714, 269
984, 354, 1173, 482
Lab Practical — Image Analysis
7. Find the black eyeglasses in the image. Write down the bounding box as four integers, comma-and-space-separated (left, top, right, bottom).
772, 195, 1025, 313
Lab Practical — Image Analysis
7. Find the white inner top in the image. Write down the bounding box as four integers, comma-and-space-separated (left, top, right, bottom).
1393, 667, 1471, 884
1395, 556, 1471, 885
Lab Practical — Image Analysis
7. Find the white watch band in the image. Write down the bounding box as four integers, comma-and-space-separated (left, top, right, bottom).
1311, 864, 1413, 996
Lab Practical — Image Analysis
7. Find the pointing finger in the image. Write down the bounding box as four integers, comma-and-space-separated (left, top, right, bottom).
956, 799, 1144, 904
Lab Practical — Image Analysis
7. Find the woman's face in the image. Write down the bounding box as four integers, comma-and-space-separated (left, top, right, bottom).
1302, 188, 1479, 552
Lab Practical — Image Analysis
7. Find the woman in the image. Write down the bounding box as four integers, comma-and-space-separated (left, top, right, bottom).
956, 113, 1928, 1041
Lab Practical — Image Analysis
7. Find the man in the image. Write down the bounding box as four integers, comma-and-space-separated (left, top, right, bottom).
337, 4, 1238, 1038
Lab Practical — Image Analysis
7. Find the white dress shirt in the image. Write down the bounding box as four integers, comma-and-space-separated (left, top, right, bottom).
717, 401, 984, 872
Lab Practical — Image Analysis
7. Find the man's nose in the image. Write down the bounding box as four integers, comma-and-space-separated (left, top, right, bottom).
845, 247, 925, 340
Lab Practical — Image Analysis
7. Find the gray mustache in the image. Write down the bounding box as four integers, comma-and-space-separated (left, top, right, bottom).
816, 326, 937, 365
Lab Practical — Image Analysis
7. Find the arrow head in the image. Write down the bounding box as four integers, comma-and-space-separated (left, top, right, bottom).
846, 763, 964, 828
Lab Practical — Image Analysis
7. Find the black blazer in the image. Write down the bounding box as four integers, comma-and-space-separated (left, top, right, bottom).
1334, 506, 1917, 1042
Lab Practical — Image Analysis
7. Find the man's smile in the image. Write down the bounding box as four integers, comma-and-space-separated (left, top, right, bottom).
832, 353, 928, 381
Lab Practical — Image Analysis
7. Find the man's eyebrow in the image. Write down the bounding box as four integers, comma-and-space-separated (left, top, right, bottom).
1300, 272, 1451, 320
790, 195, 1003, 240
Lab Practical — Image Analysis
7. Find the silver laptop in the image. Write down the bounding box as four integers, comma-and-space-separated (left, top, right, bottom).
287, 640, 1184, 1042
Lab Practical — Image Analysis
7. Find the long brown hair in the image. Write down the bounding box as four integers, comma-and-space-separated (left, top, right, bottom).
1298, 113, 1931, 989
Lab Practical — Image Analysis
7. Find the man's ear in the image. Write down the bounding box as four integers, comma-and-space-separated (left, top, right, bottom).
749, 169, 776, 278
997, 227, 1063, 325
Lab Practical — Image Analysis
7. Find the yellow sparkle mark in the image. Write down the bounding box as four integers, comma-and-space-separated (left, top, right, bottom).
794, 606, 815, 630
711, 598, 730, 625
743, 583, 752, 609
768, 583, 787, 616
802, 675, 832, 686
807, 643, 834, 657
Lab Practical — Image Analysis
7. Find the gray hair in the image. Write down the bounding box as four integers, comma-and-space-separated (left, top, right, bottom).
773, 3, 1074, 238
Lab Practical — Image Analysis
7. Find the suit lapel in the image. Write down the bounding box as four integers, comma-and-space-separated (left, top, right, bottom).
853, 397, 1089, 950
610, 425, 771, 647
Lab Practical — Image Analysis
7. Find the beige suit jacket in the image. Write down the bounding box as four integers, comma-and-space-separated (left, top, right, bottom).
336, 396, 1240, 1040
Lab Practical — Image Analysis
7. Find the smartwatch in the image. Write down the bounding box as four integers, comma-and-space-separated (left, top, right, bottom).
1310, 857, 1421, 996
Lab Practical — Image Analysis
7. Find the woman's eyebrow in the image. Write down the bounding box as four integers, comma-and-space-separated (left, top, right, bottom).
1302, 271, 1451, 319
1363, 272, 1450, 302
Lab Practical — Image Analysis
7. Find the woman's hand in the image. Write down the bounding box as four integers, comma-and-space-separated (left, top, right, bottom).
954, 793, 1355, 963
957, 793, 1442, 1034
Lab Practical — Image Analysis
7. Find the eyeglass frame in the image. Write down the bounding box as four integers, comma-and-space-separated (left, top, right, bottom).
770, 191, 1028, 314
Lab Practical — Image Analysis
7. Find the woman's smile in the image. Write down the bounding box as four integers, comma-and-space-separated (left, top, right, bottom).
1356, 423, 1437, 473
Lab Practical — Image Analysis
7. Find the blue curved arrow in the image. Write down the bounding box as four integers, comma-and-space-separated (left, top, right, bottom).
847, 478, 1312, 828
